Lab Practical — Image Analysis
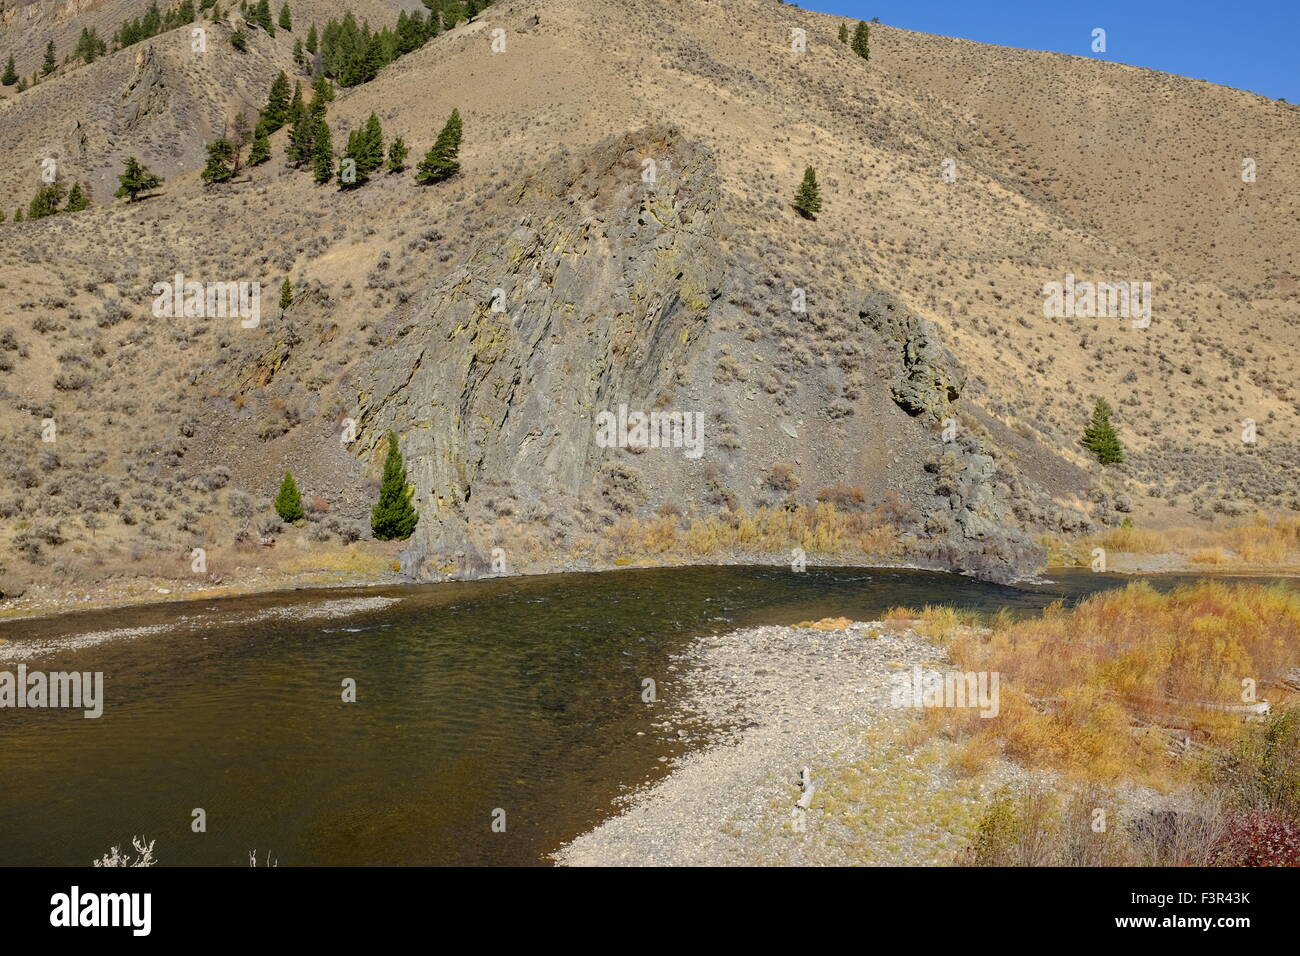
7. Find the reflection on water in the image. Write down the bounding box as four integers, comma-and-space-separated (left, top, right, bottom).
0, 566, 1289, 866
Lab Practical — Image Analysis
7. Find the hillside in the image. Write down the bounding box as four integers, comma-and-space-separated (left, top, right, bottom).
1, 0, 1297, 609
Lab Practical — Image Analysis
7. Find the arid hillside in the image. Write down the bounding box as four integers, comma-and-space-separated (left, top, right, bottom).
1, 0, 1297, 609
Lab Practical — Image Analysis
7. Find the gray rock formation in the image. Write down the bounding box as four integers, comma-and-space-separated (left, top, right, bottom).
348, 127, 1050, 584
353, 127, 723, 579
860, 291, 966, 420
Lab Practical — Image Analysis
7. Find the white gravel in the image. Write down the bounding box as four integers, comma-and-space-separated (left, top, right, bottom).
555, 619, 1033, 866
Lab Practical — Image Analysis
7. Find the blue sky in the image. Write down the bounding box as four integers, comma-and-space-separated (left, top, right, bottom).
807, 1, 1298, 102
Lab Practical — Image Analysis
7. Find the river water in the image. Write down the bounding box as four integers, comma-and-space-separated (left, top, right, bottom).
0, 566, 1287, 866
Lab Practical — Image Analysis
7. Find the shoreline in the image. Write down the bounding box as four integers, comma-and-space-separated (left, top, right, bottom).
3, 550, 1297, 628
553, 618, 1038, 866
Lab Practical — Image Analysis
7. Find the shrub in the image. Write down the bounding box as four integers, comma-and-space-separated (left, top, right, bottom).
274, 472, 304, 522
1211, 812, 1300, 867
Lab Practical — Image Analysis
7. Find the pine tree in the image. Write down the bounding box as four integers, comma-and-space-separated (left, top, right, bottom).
254, 0, 274, 33
339, 116, 383, 188
1080, 399, 1124, 465
2, 55, 17, 86
42, 39, 56, 75
248, 124, 271, 164
793, 166, 822, 219
77, 27, 107, 63
838, 23, 847, 44
28, 181, 66, 219
312, 73, 334, 103
13, 208, 23, 222
311, 118, 334, 184
851, 21, 870, 61
387, 136, 408, 172
415, 108, 461, 184
305, 23, 318, 54
65, 181, 91, 211
230, 29, 247, 50
260, 71, 292, 132
371, 433, 418, 540
201, 138, 237, 183
359, 112, 384, 173
279, 277, 293, 309
278, 3, 292, 30
114, 156, 163, 201
292, 37, 305, 65
274, 471, 305, 522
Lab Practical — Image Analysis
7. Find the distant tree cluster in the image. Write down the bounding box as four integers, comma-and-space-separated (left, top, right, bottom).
237, 0, 283, 36
272, 434, 418, 541
76, 27, 108, 63
114, 1, 196, 49
13, 179, 92, 223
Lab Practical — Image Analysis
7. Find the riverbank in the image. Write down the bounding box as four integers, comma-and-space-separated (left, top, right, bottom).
554, 617, 1044, 866
557, 579, 1300, 866
6, 544, 1297, 628
0, 546, 968, 626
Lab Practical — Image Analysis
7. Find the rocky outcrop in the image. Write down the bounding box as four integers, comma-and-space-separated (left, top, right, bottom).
860, 291, 1044, 582
347, 128, 1051, 585
860, 291, 966, 420
352, 126, 724, 579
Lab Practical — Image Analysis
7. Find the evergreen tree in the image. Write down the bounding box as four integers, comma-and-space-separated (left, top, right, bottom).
371, 433, 418, 540
292, 37, 305, 65
274, 471, 305, 522
287, 102, 313, 165
386, 136, 408, 172
248, 124, 271, 164
415, 108, 461, 184
65, 181, 91, 212
230, 29, 247, 50
2, 55, 17, 86
1080, 399, 1124, 465
260, 71, 292, 132
793, 166, 822, 219
114, 156, 163, 201
312, 72, 334, 103
278, 3, 292, 30
305, 23, 318, 54
254, 0, 274, 33
28, 181, 66, 219
851, 21, 870, 61
201, 138, 237, 183
311, 118, 334, 184
358, 112, 384, 173
279, 277, 293, 309
14, 208, 23, 222
77, 27, 107, 63
838, 23, 847, 43
42, 39, 56, 75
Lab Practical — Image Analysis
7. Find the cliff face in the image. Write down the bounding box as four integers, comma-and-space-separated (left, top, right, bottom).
352, 127, 1054, 584
354, 127, 726, 577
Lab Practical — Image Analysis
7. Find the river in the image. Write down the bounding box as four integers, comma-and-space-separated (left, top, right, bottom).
0, 566, 1289, 866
